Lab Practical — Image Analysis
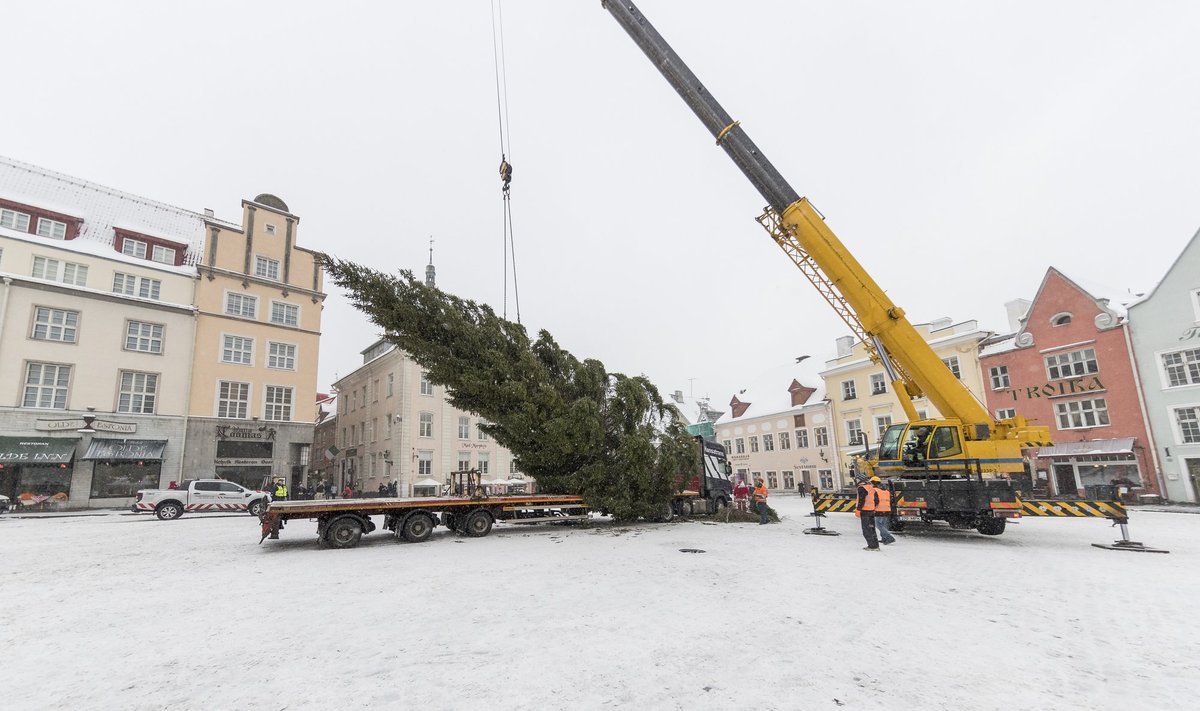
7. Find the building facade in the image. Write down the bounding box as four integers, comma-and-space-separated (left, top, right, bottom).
980, 268, 1161, 501
0, 156, 324, 507
819, 318, 993, 487
1128, 228, 1200, 502
714, 358, 834, 493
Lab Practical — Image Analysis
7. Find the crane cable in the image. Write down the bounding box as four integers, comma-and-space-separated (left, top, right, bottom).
491, 0, 521, 324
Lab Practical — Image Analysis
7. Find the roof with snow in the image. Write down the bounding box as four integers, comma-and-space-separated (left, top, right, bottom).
0, 155, 236, 266
714, 356, 828, 425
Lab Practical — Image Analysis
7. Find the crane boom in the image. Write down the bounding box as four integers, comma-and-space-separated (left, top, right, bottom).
601, 1, 1054, 456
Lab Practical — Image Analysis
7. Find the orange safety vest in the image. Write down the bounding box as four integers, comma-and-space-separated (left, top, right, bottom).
873, 486, 891, 514
753, 485, 769, 502
857, 484, 877, 515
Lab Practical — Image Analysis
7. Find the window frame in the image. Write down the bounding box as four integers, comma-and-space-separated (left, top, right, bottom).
846, 419, 864, 447
1054, 397, 1111, 430
941, 355, 962, 379
841, 379, 857, 400
419, 412, 434, 438
121, 238, 148, 259
263, 384, 294, 421
266, 340, 297, 370
225, 291, 258, 319
1160, 347, 1200, 389
1045, 347, 1099, 381
255, 255, 281, 281
221, 334, 255, 365
795, 428, 809, 448
870, 373, 887, 396
23, 361, 71, 409
31, 306, 79, 343
269, 300, 299, 327
1174, 405, 1200, 445
124, 320, 164, 354
117, 370, 159, 414
1, 207, 32, 231
217, 380, 251, 419
989, 364, 1011, 390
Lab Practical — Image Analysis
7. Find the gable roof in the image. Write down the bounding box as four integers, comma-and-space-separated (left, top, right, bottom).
715, 356, 827, 425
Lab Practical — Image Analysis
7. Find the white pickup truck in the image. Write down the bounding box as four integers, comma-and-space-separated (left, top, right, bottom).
133, 479, 271, 520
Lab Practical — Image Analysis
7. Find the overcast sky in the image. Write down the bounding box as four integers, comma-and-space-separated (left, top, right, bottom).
6, 1, 1199, 410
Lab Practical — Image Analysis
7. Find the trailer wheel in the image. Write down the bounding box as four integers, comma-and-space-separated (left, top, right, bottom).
463, 510, 493, 538
653, 502, 676, 523
248, 499, 268, 517
977, 517, 1006, 536
677, 500, 693, 517
155, 502, 183, 520
326, 517, 364, 548
402, 513, 435, 543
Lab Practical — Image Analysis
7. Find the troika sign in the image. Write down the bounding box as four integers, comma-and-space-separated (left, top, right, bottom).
1004, 376, 1104, 401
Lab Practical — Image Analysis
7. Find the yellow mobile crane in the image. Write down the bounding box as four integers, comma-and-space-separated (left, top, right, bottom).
600, 2, 1163, 549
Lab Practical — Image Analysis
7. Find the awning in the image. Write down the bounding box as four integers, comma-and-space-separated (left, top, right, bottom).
0, 436, 78, 464
81, 439, 167, 461
1036, 437, 1135, 458
414, 478, 441, 487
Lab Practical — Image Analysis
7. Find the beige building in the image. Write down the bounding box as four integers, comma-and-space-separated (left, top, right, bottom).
182, 194, 325, 490
819, 317, 993, 486
714, 357, 836, 493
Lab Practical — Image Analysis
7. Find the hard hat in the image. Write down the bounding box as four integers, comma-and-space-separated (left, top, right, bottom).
869, 476, 881, 483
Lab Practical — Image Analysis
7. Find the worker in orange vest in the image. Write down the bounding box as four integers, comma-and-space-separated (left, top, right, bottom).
752, 478, 770, 525
871, 476, 896, 545
855, 476, 879, 550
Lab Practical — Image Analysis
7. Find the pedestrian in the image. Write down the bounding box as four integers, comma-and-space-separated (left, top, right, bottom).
378, 482, 387, 497
871, 476, 896, 545
272, 478, 289, 502
327, 482, 336, 499
753, 478, 770, 525
855, 476, 879, 550
342, 483, 353, 499
733, 478, 749, 512
389, 481, 398, 497
798, 482, 806, 498
811, 484, 819, 498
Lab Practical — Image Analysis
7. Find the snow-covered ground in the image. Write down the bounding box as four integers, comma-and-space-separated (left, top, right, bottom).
1, 496, 1196, 711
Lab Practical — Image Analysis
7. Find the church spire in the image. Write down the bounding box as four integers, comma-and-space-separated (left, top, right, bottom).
425, 236, 436, 287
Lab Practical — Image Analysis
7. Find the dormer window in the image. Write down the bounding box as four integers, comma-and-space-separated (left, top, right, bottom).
1051, 312, 1072, 326
151, 245, 176, 264
1, 208, 31, 231
114, 228, 186, 266
122, 239, 148, 258
36, 218, 67, 240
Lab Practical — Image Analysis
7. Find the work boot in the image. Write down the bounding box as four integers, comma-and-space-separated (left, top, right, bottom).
863, 546, 879, 551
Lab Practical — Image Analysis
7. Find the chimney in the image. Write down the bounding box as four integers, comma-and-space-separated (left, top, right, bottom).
203, 208, 214, 218
930, 317, 952, 332
1005, 299, 1031, 332
672, 390, 684, 403
835, 335, 856, 357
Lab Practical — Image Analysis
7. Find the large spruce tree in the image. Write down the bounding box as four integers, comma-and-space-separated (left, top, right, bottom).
320, 256, 698, 520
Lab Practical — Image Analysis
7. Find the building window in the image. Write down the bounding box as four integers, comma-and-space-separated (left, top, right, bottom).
1051, 312, 1072, 326
222, 335, 254, 365
477, 424, 489, 441
387, 373, 394, 397
819, 469, 834, 490
267, 341, 296, 370
762, 433, 774, 452
117, 371, 158, 414
264, 223, 277, 235
814, 427, 829, 447
510, 461, 520, 475
795, 429, 809, 448
418, 451, 433, 477
874, 415, 892, 439
255, 256, 280, 280
372, 379, 379, 402
458, 453, 471, 473
264, 385, 293, 421
942, 356, 961, 379
779, 431, 791, 450
23, 362, 70, 409
989, 365, 1010, 390
735, 438, 745, 454
31, 306, 78, 343
420, 371, 433, 395
749, 436, 759, 453
1055, 398, 1110, 429
846, 419, 864, 446
1162, 348, 1200, 388
841, 380, 857, 400
419, 412, 434, 437
870, 373, 887, 395
766, 471, 778, 489
1, 207, 31, 231
478, 453, 490, 476
783, 471, 795, 490
32, 256, 88, 286
1176, 406, 1200, 444
458, 416, 470, 439
270, 301, 299, 327
1046, 348, 1098, 380
225, 292, 257, 318
35, 218, 68, 240
125, 321, 164, 354
217, 381, 250, 418
366, 419, 375, 442
350, 424, 357, 444
995, 408, 1016, 420
122, 239, 148, 259
112, 272, 161, 299
723, 439, 732, 453
151, 245, 175, 264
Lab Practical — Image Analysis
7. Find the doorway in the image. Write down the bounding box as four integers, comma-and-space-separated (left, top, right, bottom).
1053, 463, 1077, 498
1186, 458, 1200, 503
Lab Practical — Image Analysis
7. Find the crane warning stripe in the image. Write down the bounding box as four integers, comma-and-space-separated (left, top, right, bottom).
813, 495, 856, 513
1019, 500, 1126, 520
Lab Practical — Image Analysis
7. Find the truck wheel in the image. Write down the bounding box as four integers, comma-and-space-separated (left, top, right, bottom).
248, 499, 268, 517
463, 510, 493, 538
326, 517, 364, 548
155, 502, 183, 520
677, 500, 692, 517
654, 502, 676, 523
401, 513, 435, 543
977, 517, 1006, 536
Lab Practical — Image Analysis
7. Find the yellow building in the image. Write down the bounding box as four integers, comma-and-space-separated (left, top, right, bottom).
819, 318, 992, 488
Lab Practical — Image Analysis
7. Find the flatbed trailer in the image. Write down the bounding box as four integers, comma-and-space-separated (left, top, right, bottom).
260, 494, 588, 549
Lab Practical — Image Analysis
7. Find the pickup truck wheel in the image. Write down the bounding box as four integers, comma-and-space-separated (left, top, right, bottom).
977, 517, 1006, 536
248, 499, 268, 517
155, 502, 183, 520
463, 510, 493, 538
401, 513, 435, 543
326, 517, 364, 548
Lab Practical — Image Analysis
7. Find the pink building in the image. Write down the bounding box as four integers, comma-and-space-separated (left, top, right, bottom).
979, 268, 1160, 500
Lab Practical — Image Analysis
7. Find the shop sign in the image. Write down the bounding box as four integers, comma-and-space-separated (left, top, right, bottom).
1005, 376, 1104, 401
36, 418, 137, 434
214, 457, 274, 466
1181, 326, 1200, 342
215, 425, 276, 441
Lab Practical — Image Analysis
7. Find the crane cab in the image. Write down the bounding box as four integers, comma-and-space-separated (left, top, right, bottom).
874, 421, 1026, 477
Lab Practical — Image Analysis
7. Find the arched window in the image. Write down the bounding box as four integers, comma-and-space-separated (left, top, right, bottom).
1051, 312, 1072, 326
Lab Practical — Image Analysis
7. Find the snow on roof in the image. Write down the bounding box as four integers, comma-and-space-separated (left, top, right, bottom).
714, 357, 827, 425
663, 392, 723, 426
0, 155, 236, 265
1064, 273, 1143, 320
979, 333, 1018, 358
